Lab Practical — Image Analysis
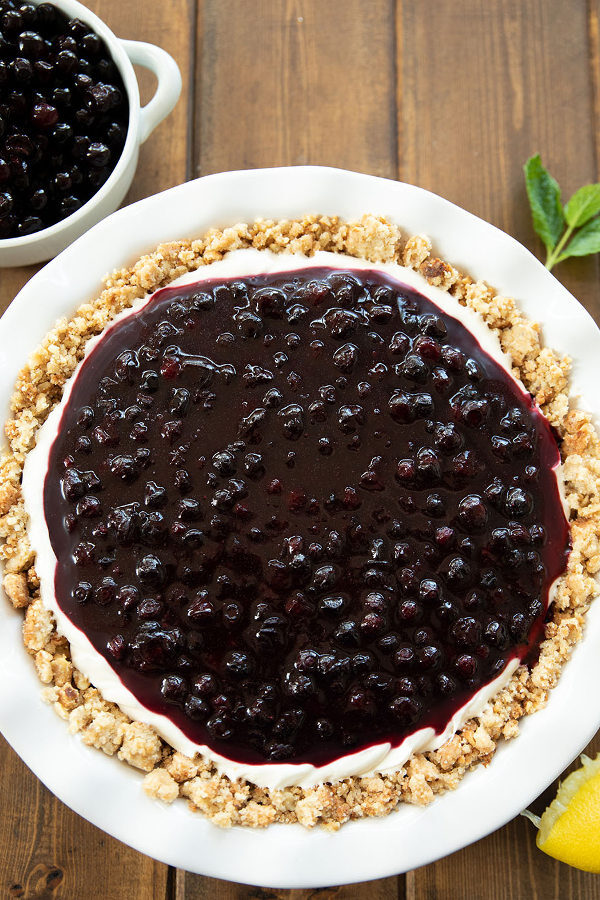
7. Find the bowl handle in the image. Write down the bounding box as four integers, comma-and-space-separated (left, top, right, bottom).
119, 40, 182, 144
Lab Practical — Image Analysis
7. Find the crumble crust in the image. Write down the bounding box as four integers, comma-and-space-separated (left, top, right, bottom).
1, 214, 599, 830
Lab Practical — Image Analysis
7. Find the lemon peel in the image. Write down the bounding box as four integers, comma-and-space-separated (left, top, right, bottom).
523, 753, 600, 872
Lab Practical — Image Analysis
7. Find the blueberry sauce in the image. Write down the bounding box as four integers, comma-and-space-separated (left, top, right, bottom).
43, 267, 570, 766
0, 0, 128, 238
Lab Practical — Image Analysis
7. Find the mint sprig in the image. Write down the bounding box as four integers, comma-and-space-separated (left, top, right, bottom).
524, 154, 600, 270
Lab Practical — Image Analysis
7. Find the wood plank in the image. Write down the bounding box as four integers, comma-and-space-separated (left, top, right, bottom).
175, 873, 402, 900
0, 735, 168, 900
399, 0, 599, 316
0, 1, 194, 896
91, 0, 195, 196
195, 0, 398, 179
0, 266, 40, 316
399, 0, 600, 895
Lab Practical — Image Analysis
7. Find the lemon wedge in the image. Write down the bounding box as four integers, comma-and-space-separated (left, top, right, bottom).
523, 753, 600, 872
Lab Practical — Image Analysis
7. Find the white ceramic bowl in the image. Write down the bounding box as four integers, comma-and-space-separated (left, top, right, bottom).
0, 0, 181, 267
1, 167, 600, 888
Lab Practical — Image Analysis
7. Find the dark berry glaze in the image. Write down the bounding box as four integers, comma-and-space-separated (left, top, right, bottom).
44, 265, 570, 767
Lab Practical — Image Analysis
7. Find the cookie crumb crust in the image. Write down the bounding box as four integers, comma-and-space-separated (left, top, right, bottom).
1, 214, 599, 829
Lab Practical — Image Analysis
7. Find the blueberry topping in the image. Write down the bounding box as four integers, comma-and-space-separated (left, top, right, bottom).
45, 265, 570, 766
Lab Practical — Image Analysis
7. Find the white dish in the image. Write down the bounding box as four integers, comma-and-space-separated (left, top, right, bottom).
1, 166, 599, 888
0, 0, 181, 267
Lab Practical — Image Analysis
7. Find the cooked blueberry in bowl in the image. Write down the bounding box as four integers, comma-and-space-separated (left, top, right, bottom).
0, 0, 128, 239
0, 0, 181, 266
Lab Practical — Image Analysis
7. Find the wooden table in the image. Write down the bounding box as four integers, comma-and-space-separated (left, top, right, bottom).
2, 1, 600, 896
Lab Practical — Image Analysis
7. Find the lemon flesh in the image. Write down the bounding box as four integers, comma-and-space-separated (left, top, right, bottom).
536, 753, 600, 872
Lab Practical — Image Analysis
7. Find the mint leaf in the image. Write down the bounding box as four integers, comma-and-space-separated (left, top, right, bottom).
524, 155, 564, 254
558, 216, 600, 260
564, 184, 600, 228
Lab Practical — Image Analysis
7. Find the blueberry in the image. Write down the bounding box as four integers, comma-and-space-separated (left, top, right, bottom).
106, 635, 126, 660
458, 494, 488, 531
54, 48, 77, 74
277, 403, 305, 440
418, 645, 443, 670
57, 195, 81, 219
420, 314, 447, 338
2, 10, 23, 32
160, 674, 187, 705
318, 593, 347, 615
450, 616, 481, 647
19, 30, 45, 57
388, 695, 420, 725
189, 675, 216, 700
136, 554, 164, 586
505, 487, 532, 518
0, 191, 13, 215
284, 673, 316, 698
87, 83, 120, 113
334, 620, 361, 647
61, 467, 86, 501
400, 353, 428, 382
130, 623, 182, 672
460, 398, 490, 427
16, 215, 43, 235
416, 447, 441, 484
337, 404, 364, 433
388, 390, 416, 424
314, 718, 335, 740
86, 141, 110, 169
253, 286, 286, 318
185, 696, 210, 719
443, 556, 472, 591
72, 581, 92, 604
13, 57, 34, 84
206, 714, 234, 741
109, 454, 138, 481
76, 495, 101, 518
434, 422, 463, 454
435, 673, 457, 697
345, 688, 376, 719
212, 450, 236, 475
332, 342, 358, 372
223, 650, 255, 678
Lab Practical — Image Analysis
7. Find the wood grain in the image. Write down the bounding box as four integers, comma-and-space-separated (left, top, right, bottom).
89, 0, 195, 197
399, 0, 599, 315
195, 0, 398, 179
0, 734, 168, 900
0, 266, 40, 315
174, 874, 403, 900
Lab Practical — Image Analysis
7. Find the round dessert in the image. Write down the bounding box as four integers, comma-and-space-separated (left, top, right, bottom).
23, 248, 570, 782
0, 0, 128, 238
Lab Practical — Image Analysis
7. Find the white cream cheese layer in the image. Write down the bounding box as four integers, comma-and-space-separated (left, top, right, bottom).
22, 248, 556, 789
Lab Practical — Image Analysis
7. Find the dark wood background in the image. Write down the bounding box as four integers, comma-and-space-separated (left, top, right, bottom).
1, 1, 600, 897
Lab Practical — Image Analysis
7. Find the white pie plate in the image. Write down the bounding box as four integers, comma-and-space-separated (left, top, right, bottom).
1, 167, 600, 889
